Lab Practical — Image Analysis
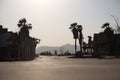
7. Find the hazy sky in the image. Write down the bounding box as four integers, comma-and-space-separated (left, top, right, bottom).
0, 0, 120, 47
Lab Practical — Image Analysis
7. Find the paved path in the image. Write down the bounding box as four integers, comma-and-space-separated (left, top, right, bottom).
0, 56, 120, 80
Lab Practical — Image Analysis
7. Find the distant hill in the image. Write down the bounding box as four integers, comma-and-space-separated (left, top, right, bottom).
36, 44, 79, 54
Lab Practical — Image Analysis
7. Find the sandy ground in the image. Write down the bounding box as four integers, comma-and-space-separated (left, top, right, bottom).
0, 56, 120, 80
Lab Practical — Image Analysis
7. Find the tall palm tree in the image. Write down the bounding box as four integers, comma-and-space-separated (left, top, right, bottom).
77, 25, 83, 52
69, 23, 78, 53
17, 18, 32, 36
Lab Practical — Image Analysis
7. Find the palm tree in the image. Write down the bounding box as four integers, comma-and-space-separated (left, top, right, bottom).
88, 36, 92, 44
77, 25, 83, 52
88, 36, 92, 54
69, 23, 78, 53
82, 41, 87, 53
101, 22, 113, 36
101, 22, 110, 28
17, 18, 32, 36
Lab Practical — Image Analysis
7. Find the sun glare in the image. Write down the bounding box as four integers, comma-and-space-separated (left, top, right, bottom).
30, 0, 52, 5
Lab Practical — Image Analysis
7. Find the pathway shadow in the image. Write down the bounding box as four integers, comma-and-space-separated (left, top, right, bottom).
68, 55, 120, 59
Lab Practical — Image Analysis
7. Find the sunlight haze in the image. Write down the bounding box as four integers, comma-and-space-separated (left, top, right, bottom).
0, 0, 120, 47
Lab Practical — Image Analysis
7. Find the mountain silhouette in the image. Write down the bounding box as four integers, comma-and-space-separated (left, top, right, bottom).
36, 44, 79, 54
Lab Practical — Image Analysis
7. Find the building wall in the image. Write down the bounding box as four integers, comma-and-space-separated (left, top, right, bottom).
0, 26, 38, 61
93, 33, 109, 56
93, 32, 120, 57
19, 35, 37, 60
113, 34, 120, 56
0, 26, 19, 60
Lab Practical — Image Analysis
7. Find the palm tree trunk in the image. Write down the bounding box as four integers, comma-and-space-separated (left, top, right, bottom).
80, 43, 82, 52
79, 38, 82, 52
75, 39, 77, 54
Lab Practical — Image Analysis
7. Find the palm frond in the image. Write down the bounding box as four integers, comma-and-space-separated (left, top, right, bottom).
101, 22, 110, 28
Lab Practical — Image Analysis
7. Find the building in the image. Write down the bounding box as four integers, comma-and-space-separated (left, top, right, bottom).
0, 25, 39, 61
93, 31, 120, 57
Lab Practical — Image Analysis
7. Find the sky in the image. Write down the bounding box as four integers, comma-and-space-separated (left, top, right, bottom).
0, 0, 120, 47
